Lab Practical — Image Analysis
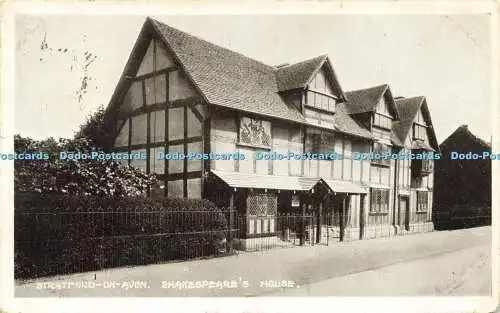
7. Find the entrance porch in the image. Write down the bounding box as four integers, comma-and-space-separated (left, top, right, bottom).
309, 179, 369, 244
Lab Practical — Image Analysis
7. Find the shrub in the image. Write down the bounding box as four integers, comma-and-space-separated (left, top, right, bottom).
14, 135, 157, 197
74, 105, 115, 151
15, 193, 228, 279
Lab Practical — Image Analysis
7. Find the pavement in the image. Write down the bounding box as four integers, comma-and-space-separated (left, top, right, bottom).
15, 226, 493, 297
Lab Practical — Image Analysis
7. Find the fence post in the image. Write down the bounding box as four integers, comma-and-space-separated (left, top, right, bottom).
300, 204, 306, 246
339, 195, 345, 242
326, 212, 329, 246
316, 202, 322, 244
227, 193, 235, 252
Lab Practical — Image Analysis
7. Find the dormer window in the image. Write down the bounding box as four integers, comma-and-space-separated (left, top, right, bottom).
305, 67, 337, 113
413, 109, 427, 140
413, 123, 426, 140
371, 142, 391, 167
372, 113, 392, 130
306, 91, 337, 112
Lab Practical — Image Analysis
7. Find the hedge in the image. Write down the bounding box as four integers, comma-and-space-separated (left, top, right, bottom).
15, 192, 229, 279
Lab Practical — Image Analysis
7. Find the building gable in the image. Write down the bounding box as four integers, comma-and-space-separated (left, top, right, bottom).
414, 108, 425, 126
302, 57, 349, 121
136, 39, 176, 77
376, 96, 393, 118
308, 66, 335, 96
411, 107, 430, 144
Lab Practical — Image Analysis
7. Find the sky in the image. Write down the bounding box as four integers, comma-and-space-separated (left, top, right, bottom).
15, 13, 492, 143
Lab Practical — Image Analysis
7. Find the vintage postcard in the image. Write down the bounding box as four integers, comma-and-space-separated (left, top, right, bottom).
0, 1, 498, 313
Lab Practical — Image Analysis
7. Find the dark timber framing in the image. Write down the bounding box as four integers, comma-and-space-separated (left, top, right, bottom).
112, 42, 204, 198
164, 72, 169, 197
183, 104, 188, 197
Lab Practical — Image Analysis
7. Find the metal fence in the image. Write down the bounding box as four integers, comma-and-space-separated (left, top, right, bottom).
14, 210, 239, 279
230, 213, 316, 251
15, 209, 318, 279
15, 207, 438, 279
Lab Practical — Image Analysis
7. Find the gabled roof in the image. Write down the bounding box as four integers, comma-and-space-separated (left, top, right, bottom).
440, 125, 490, 151
150, 18, 306, 124
275, 55, 327, 92
274, 55, 346, 100
344, 84, 399, 119
105, 17, 373, 141
334, 103, 373, 139
390, 132, 404, 147
392, 97, 424, 142
393, 96, 439, 151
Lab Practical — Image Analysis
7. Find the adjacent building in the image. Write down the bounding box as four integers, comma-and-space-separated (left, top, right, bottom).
433, 125, 492, 230
103, 17, 440, 248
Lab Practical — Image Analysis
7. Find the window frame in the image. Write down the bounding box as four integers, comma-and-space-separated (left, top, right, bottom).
305, 90, 337, 113
413, 123, 427, 141
370, 188, 390, 214
416, 191, 429, 213
421, 159, 433, 173
372, 112, 392, 130
371, 142, 391, 167
305, 129, 335, 154
247, 191, 278, 217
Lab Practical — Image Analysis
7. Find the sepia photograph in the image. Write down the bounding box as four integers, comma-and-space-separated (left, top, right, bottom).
0, 1, 498, 313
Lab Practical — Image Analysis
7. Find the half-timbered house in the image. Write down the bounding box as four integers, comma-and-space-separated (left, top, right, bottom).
392, 96, 439, 234
103, 17, 439, 249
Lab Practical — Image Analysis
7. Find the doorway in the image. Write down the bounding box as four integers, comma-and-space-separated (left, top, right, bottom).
398, 196, 410, 231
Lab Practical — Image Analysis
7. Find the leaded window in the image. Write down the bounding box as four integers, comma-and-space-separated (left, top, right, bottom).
370, 188, 389, 214
247, 191, 277, 216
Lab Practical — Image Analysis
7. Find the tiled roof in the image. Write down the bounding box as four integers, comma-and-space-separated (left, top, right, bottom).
104, 18, 374, 141
334, 103, 373, 139
151, 19, 306, 124
275, 55, 327, 92
390, 131, 404, 147
393, 96, 440, 152
393, 96, 425, 143
319, 179, 368, 194
149, 18, 372, 140
411, 140, 434, 151
344, 84, 389, 115
440, 125, 490, 151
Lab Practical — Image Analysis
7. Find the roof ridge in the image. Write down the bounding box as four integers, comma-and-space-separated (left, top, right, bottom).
394, 95, 425, 103
273, 54, 328, 71
346, 84, 388, 94
149, 17, 275, 70
441, 124, 490, 149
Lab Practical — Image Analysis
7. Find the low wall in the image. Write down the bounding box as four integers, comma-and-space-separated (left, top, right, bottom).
409, 222, 434, 233
362, 224, 395, 239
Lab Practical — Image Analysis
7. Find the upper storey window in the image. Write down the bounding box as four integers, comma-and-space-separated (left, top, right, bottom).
372, 97, 393, 130
413, 109, 427, 141
413, 124, 427, 141
373, 113, 392, 130
305, 68, 337, 113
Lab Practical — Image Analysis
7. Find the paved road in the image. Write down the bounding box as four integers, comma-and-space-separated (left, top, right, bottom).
15, 226, 492, 297
268, 244, 491, 296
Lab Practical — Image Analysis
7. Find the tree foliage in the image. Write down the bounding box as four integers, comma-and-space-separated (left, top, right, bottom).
74, 105, 114, 151
14, 106, 157, 197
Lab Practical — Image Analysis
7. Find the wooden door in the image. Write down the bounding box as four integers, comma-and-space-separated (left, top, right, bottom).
399, 196, 410, 231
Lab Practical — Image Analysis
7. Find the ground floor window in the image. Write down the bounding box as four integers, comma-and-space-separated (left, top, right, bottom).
247, 191, 277, 216
246, 191, 278, 235
416, 191, 428, 212
370, 188, 389, 214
